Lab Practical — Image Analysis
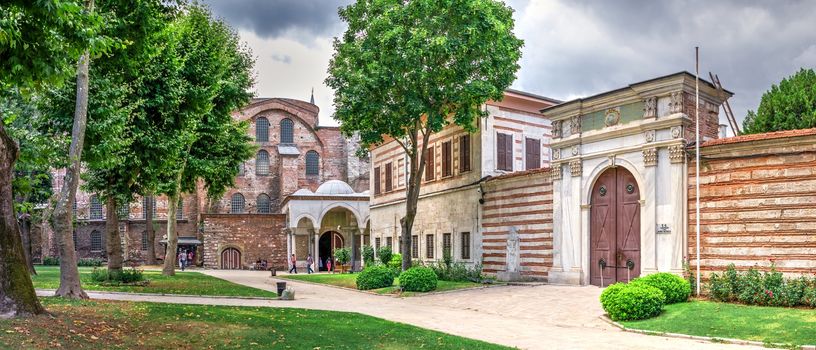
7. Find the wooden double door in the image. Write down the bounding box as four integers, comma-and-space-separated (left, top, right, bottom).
221, 247, 241, 270
590, 167, 641, 286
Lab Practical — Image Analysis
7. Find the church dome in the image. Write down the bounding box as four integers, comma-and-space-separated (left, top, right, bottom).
315, 180, 355, 195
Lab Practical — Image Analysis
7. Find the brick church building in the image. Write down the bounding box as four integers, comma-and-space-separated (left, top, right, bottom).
41, 95, 369, 270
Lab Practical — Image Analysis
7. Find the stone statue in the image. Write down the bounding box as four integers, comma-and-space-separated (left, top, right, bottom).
506, 227, 520, 273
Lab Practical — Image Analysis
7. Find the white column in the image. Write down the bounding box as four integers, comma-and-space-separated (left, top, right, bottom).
312, 230, 319, 272
670, 157, 687, 272
642, 160, 658, 274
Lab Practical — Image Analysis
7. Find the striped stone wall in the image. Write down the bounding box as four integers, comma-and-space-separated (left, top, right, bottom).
688, 128, 816, 276
481, 168, 553, 280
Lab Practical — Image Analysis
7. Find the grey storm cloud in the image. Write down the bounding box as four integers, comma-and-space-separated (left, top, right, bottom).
202, 0, 353, 39
203, 0, 816, 131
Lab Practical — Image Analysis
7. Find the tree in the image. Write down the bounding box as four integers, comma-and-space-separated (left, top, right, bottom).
158, 4, 254, 276
743, 68, 816, 134
326, 0, 522, 270
0, 0, 109, 316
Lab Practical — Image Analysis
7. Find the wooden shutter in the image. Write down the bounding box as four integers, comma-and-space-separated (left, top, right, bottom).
374, 167, 381, 194
442, 141, 452, 177
525, 137, 541, 170
460, 135, 471, 172
497, 133, 513, 171
385, 163, 393, 192
497, 133, 505, 170
425, 145, 435, 181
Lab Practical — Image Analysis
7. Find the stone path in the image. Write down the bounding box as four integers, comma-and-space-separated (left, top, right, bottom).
95, 270, 767, 350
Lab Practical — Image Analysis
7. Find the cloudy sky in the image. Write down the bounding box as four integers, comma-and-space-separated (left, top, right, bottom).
203, 0, 816, 133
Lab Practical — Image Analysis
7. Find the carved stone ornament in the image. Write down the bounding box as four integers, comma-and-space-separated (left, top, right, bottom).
569, 160, 582, 177
569, 115, 581, 134
604, 108, 621, 127
552, 120, 562, 138
645, 130, 655, 143
669, 92, 684, 114
571, 145, 580, 156
550, 166, 562, 181
671, 126, 682, 138
643, 148, 657, 167
643, 97, 657, 119
552, 148, 560, 160
668, 145, 685, 163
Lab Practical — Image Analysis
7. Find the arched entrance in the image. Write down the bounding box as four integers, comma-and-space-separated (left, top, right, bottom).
318, 231, 344, 271
590, 167, 641, 286
221, 247, 241, 269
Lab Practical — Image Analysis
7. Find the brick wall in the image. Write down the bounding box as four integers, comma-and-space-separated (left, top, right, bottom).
480, 167, 553, 280
688, 128, 816, 277
201, 214, 287, 270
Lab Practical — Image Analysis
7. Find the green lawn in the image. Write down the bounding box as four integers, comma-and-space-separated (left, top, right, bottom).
282, 272, 486, 296
0, 298, 509, 350
621, 301, 816, 347
31, 266, 276, 298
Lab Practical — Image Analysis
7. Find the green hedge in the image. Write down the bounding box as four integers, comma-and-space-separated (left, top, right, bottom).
399, 267, 438, 292
90, 267, 145, 284
707, 264, 816, 307
356, 265, 395, 290
600, 282, 665, 321
41, 257, 103, 267
631, 273, 691, 304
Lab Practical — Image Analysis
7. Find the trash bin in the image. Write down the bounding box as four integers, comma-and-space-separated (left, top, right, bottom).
270, 269, 277, 277
276, 281, 287, 295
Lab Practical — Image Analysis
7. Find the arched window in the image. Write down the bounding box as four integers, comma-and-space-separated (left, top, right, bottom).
141, 231, 148, 251
256, 117, 269, 142
176, 199, 184, 220
257, 193, 271, 214
90, 230, 102, 252
142, 196, 156, 219
231, 193, 245, 213
90, 195, 103, 220
305, 150, 319, 176
256, 150, 270, 176
280, 118, 294, 144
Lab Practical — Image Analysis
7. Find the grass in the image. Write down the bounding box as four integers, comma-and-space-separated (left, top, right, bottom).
620, 301, 816, 347
31, 266, 276, 298
0, 298, 510, 350
282, 272, 486, 296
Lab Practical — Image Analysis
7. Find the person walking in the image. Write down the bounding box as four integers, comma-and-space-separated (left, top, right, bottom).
187, 250, 194, 268
178, 251, 187, 271
306, 254, 314, 274
288, 254, 297, 274
326, 256, 332, 273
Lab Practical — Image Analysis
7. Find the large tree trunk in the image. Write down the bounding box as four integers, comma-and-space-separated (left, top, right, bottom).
161, 193, 179, 276
0, 124, 44, 318
400, 126, 431, 271
105, 196, 123, 274
18, 213, 36, 275
54, 9, 93, 298
145, 194, 156, 265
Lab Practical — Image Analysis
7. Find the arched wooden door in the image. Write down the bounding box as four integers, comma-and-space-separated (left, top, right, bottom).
221, 247, 241, 270
590, 167, 641, 286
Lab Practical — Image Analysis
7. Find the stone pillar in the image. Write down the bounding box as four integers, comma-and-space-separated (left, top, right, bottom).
669, 145, 687, 272
641, 147, 658, 274
350, 229, 357, 271
550, 166, 563, 273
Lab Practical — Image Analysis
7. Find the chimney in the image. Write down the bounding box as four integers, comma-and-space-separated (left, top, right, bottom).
718, 124, 727, 138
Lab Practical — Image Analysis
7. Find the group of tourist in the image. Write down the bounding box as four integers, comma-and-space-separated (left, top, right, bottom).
176, 250, 195, 271
288, 254, 320, 274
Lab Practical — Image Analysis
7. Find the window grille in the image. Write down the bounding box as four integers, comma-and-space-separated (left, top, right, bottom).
305, 151, 319, 176
256, 150, 270, 176
257, 193, 271, 214
280, 118, 294, 144
231, 193, 245, 213
256, 117, 269, 142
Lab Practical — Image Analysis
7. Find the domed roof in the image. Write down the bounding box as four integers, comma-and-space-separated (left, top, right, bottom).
315, 180, 355, 195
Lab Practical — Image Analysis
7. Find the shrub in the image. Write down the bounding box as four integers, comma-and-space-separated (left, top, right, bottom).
90, 267, 145, 284
362, 245, 375, 266
388, 253, 402, 271
78, 258, 103, 267
600, 282, 665, 321
42, 256, 60, 266
803, 278, 816, 307
377, 246, 393, 266
356, 265, 395, 290
399, 267, 438, 292
631, 273, 691, 304
334, 248, 351, 266
430, 261, 483, 282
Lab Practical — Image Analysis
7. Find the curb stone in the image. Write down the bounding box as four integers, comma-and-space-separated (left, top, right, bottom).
273, 276, 506, 298
35, 289, 278, 301
599, 315, 815, 350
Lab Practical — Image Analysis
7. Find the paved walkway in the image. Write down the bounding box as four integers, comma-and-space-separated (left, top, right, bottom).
37, 270, 764, 349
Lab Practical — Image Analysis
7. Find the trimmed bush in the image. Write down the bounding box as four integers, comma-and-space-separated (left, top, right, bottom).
377, 246, 393, 266
399, 267, 438, 292
78, 258, 103, 267
362, 245, 375, 266
356, 265, 395, 290
42, 256, 60, 266
90, 267, 145, 284
600, 282, 665, 321
631, 273, 691, 304
430, 261, 483, 282
388, 253, 402, 270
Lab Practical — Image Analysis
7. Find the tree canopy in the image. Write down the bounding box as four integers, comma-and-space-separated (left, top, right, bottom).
742, 68, 816, 134
326, 0, 523, 269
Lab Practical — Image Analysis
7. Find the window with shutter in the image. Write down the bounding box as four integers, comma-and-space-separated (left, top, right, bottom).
411, 235, 419, 258
443, 233, 452, 259
461, 232, 471, 259
442, 141, 452, 177
385, 162, 393, 192
526, 137, 541, 170
424, 145, 435, 181
374, 166, 381, 194
426, 234, 434, 259
497, 133, 513, 171
459, 134, 471, 172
